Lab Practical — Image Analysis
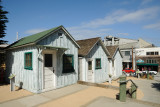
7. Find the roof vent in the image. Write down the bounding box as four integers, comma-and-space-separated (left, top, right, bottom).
58, 33, 62, 36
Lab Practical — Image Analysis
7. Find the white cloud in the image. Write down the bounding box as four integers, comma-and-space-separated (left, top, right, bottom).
67, 27, 112, 40
73, 7, 159, 29
143, 22, 160, 30
67, 6, 160, 39
25, 28, 47, 35
117, 33, 129, 36
141, 0, 153, 5
118, 7, 159, 22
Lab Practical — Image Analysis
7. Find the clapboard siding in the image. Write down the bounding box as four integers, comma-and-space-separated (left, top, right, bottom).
114, 50, 122, 78
86, 41, 109, 83
38, 30, 78, 89
6, 46, 38, 93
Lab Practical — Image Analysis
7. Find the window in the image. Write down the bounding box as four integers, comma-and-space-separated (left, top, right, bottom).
125, 51, 130, 56
95, 58, 101, 69
88, 61, 92, 70
151, 52, 154, 55
24, 52, 32, 70
146, 52, 150, 55
146, 52, 159, 55
155, 52, 159, 55
45, 54, 52, 67
63, 54, 74, 73
147, 59, 157, 64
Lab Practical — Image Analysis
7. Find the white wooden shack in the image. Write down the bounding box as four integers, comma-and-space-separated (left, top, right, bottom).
6, 25, 80, 93
77, 37, 110, 83
106, 46, 123, 79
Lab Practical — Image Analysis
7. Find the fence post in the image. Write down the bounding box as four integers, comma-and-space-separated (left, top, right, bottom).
119, 75, 126, 102
131, 83, 137, 99
147, 70, 149, 79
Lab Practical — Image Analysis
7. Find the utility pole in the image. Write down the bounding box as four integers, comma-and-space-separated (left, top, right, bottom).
17, 32, 19, 41
132, 46, 134, 69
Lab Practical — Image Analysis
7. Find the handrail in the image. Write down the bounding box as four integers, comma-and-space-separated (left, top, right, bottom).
118, 79, 138, 88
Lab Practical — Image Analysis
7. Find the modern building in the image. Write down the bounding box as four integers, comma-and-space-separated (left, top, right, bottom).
135, 47, 160, 73
104, 36, 154, 70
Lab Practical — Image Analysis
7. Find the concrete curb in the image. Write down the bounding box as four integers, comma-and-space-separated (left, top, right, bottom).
77, 81, 119, 90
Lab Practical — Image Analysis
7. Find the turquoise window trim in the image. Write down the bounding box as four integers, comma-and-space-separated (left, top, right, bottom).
24, 52, 33, 70
95, 58, 101, 69
63, 54, 74, 73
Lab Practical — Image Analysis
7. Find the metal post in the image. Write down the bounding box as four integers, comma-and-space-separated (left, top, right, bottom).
131, 83, 137, 99
147, 70, 149, 79
119, 75, 126, 102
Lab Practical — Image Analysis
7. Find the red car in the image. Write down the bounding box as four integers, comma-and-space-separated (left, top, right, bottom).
122, 68, 135, 73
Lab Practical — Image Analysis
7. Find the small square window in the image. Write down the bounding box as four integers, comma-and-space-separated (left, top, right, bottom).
151, 52, 154, 55
146, 52, 150, 55
125, 51, 130, 56
95, 58, 101, 69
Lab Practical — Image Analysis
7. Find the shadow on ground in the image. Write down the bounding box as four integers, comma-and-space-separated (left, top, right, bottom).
151, 83, 160, 91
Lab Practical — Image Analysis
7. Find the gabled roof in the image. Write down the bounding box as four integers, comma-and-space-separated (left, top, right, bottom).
76, 37, 110, 57
106, 46, 123, 58
8, 25, 80, 49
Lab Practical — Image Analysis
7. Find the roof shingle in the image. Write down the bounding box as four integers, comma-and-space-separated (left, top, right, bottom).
76, 37, 100, 56
106, 46, 118, 58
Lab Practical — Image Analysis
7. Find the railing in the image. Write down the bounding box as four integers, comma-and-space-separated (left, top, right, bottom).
118, 75, 138, 102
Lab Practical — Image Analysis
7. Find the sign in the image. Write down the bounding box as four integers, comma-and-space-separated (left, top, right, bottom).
136, 59, 144, 63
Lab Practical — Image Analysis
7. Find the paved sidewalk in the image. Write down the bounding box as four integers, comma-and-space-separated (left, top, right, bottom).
133, 79, 160, 104
84, 96, 160, 107
0, 84, 88, 107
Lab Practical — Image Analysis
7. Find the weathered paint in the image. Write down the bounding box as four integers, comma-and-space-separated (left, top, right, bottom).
79, 41, 109, 83
6, 46, 39, 93
114, 50, 122, 78
109, 50, 123, 79
6, 29, 79, 93
37, 30, 78, 91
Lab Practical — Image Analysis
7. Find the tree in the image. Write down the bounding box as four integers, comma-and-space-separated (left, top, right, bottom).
0, 0, 8, 44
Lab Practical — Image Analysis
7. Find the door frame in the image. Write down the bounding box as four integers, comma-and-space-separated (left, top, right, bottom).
42, 50, 57, 91
87, 58, 94, 82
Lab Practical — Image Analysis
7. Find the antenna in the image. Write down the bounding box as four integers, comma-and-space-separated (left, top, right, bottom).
17, 32, 19, 41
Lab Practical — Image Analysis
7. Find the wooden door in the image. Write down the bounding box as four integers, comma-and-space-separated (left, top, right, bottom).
87, 60, 93, 82
44, 53, 55, 89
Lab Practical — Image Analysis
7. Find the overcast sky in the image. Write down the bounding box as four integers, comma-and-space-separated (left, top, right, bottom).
2, 0, 160, 46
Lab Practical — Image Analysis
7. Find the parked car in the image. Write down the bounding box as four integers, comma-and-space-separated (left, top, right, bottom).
122, 68, 135, 73
141, 71, 157, 75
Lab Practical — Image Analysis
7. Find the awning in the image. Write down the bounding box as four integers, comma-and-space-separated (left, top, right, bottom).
36, 45, 68, 51
137, 63, 159, 66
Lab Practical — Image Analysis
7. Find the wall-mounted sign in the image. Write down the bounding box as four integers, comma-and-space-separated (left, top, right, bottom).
136, 59, 144, 63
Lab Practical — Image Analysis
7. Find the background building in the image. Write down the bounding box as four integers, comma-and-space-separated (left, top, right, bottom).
104, 36, 154, 70
135, 47, 160, 72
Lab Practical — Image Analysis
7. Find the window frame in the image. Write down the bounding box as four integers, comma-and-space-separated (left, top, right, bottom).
24, 52, 33, 70
125, 51, 130, 56
95, 58, 101, 69
155, 52, 159, 55
63, 54, 74, 73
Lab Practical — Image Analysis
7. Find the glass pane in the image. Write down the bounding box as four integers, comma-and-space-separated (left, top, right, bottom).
45, 54, 52, 67
88, 61, 92, 70
96, 59, 101, 68
151, 52, 154, 55
63, 55, 74, 73
125, 51, 130, 56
